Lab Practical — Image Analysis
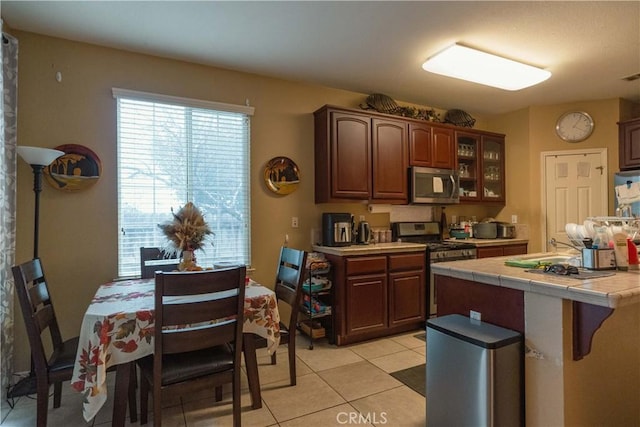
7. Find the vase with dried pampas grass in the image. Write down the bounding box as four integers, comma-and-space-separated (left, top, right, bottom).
158, 202, 213, 271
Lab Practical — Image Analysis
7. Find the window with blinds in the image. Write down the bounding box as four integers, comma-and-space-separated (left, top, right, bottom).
113, 89, 253, 277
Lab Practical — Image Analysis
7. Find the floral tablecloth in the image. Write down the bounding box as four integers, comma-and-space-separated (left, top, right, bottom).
71, 278, 280, 422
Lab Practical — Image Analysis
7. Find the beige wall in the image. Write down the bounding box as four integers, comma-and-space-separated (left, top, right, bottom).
526, 99, 622, 252
9, 30, 639, 371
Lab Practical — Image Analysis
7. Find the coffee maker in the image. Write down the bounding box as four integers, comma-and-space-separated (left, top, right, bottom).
322, 213, 352, 246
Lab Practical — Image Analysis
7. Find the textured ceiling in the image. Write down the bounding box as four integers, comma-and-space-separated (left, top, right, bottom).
3, 1, 640, 115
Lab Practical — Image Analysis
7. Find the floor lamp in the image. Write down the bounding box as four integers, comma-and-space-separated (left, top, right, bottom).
8, 146, 64, 399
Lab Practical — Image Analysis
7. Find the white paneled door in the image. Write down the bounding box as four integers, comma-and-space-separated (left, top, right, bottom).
542, 149, 608, 251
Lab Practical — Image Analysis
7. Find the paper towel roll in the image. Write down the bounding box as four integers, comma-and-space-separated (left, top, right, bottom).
367, 204, 392, 213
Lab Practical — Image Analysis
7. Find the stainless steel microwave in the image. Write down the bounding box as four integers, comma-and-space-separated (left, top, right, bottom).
410, 166, 460, 204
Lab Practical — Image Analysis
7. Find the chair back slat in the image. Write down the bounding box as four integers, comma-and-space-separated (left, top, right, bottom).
28, 281, 51, 309
163, 322, 237, 354
160, 269, 242, 296
33, 305, 56, 335
274, 247, 307, 330
274, 281, 297, 307
154, 266, 246, 366
162, 295, 239, 326
12, 258, 64, 375
140, 247, 179, 279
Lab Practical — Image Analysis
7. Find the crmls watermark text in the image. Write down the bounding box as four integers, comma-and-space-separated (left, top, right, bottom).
336, 412, 388, 424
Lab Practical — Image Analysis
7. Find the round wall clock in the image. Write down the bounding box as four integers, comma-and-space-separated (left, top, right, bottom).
264, 156, 300, 195
555, 111, 594, 142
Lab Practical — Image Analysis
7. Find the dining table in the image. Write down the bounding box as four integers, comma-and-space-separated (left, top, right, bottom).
70, 276, 280, 425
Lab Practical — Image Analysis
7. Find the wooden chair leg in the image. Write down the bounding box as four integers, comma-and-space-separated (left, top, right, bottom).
53, 381, 62, 408
288, 335, 297, 386
153, 382, 162, 427
36, 379, 49, 427
128, 364, 138, 423
233, 372, 241, 427
243, 334, 262, 409
140, 375, 149, 425
270, 352, 276, 365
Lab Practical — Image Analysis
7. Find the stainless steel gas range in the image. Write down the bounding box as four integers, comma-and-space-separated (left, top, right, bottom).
391, 221, 476, 317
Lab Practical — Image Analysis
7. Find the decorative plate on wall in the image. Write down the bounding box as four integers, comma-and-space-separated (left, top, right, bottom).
264, 156, 300, 195
44, 144, 102, 192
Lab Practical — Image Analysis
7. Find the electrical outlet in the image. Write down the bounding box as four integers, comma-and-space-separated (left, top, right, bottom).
470, 310, 482, 321
291, 217, 299, 228
511, 215, 518, 224
359, 215, 365, 221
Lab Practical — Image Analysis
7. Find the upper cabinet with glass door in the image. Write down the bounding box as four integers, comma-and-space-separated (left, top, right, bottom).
456, 131, 505, 204
480, 135, 505, 203
456, 132, 481, 202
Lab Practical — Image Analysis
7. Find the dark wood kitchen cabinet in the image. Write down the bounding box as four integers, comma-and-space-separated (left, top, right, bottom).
388, 253, 425, 327
371, 118, 408, 200
314, 108, 371, 202
619, 117, 640, 170
314, 105, 407, 203
456, 130, 506, 204
345, 256, 388, 337
409, 122, 455, 169
324, 250, 426, 345
475, 243, 528, 258
432, 127, 456, 169
314, 104, 510, 205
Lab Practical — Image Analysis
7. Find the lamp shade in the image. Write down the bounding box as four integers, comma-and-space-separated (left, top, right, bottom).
17, 146, 64, 166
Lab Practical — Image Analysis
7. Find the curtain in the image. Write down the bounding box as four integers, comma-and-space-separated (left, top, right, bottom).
0, 24, 19, 408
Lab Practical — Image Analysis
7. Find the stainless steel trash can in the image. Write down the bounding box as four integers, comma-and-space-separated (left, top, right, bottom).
426, 314, 523, 427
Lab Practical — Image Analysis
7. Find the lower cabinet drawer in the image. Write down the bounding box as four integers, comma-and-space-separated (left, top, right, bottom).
346, 256, 387, 276
389, 253, 425, 271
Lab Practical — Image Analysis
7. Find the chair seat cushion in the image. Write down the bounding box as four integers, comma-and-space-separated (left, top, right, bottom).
138, 344, 234, 386
48, 336, 80, 374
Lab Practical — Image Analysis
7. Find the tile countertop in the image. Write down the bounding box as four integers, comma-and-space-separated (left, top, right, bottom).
312, 242, 426, 256
431, 252, 640, 308
444, 237, 529, 246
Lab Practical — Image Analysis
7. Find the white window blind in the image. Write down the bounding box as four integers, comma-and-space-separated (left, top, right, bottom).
113, 88, 252, 277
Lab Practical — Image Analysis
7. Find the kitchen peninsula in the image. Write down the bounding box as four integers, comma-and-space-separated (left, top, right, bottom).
432, 254, 640, 427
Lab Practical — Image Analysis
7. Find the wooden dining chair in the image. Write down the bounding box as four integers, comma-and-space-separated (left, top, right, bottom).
257, 247, 307, 386
137, 266, 246, 427
139, 247, 179, 279
12, 258, 137, 426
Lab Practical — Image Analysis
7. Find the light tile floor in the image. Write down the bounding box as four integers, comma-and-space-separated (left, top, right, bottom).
1, 330, 426, 427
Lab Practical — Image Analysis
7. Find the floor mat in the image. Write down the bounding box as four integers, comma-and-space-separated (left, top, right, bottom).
390, 364, 425, 397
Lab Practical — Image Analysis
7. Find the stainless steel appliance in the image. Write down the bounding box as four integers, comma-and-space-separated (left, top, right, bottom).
410, 166, 460, 204
472, 221, 515, 239
356, 221, 371, 244
582, 248, 616, 270
427, 314, 523, 427
322, 212, 352, 247
391, 221, 476, 316
614, 171, 640, 216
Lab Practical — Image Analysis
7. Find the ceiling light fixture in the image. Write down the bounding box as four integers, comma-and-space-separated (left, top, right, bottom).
422, 43, 551, 91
